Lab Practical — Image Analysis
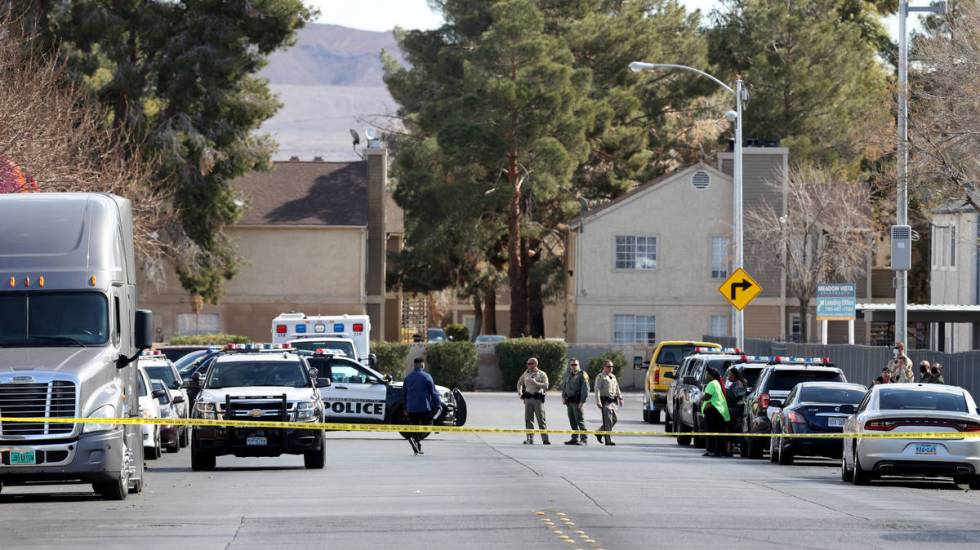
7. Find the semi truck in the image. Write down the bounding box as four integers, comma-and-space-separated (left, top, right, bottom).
0, 193, 153, 500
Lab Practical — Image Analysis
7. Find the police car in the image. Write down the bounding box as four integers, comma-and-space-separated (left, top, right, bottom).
303, 349, 467, 439
190, 345, 329, 471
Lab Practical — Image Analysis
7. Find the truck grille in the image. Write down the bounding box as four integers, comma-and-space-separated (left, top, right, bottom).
0, 381, 77, 437
222, 396, 290, 421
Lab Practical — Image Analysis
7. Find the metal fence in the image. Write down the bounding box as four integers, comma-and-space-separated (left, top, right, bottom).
704, 336, 980, 399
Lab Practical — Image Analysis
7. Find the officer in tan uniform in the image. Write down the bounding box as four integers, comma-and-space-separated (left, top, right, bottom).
594, 360, 623, 446
517, 357, 550, 445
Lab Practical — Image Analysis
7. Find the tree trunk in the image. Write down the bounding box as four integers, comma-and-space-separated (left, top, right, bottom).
471, 294, 483, 341
507, 152, 527, 338
529, 275, 545, 338
484, 287, 497, 335
799, 297, 809, 344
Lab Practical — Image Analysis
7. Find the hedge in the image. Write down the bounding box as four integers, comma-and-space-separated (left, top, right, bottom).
169, 334, 250, 345
585, 351, 626, 382
426, 341, 478, 390
444, 323, 470, 342
371, 341, 411, 380
497, 338, 568, 390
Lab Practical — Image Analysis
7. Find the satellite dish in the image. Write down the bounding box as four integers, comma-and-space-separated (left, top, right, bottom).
349, 129, 361, 146
365, 127, 377, 140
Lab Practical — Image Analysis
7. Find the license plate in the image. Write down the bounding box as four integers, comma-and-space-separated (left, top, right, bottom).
246, 437, 267, 447
828, 417, 846, 427
914, 444, 937, 456
10, 450, 36, 465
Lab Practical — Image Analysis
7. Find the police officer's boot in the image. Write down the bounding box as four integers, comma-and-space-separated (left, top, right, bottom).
524, 434, 534, 445
542, 434, 551, 445
579, 434, 588, 445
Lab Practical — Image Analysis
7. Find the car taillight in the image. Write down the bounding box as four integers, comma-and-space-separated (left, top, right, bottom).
759, 393, 770, 409
955, 421, 980, 432
276, 324, 287, 334
654, 369, 660, 384
865, 420, 897, 431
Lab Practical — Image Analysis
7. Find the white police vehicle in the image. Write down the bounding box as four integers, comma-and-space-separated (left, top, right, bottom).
190, 345, 329, 470
302, 349, 467, 440
272, 313, 372, 366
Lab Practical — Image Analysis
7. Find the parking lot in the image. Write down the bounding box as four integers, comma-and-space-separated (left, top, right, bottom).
3, 392, 980, 549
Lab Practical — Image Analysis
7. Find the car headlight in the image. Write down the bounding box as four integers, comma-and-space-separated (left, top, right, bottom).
83, 404, 117, 433
295, 401, 316, 421
194, 401, 217, 420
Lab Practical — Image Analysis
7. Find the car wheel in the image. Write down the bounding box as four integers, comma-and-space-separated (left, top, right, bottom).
746, 436, 764, 459
778, 438, 794, 465
852, 446, 872, 486
769, 434, 779, 463
304, 443, 326, 470
840, 447, 854, 482
651, 410, 661, 424
179, 427, 189, 448
191, 449, 216, 472
969, 476, 980, 491
664, 409, 673, 432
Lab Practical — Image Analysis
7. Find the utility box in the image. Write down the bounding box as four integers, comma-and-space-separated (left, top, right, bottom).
891, 225, 912, 270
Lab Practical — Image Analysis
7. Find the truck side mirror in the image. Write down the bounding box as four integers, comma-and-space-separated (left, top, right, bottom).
135, 310, 153, 349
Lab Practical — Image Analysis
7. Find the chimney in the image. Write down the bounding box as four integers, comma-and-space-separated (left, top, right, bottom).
365, 145, 388, 336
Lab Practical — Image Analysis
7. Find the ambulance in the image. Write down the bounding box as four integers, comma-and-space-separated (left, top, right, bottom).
271, 313, 372, 366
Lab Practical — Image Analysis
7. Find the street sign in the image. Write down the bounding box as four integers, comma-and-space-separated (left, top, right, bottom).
719, 268, 762, 311
816, 283, 856, 321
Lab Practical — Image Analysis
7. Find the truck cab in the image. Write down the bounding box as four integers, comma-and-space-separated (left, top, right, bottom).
638, 340, 721, 424
0, 193, 153, 500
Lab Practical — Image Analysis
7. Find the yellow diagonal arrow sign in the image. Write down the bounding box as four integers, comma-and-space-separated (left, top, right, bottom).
719, 267, 762, 310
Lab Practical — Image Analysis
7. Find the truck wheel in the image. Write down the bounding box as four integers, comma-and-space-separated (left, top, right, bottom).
664, 410, 673, 432
304, 444, 326, 470
674, 415, 691, 446
643, 410, 651, 423
179, 428, 189, 449
191, 449, 216, 471
93, 472, 128, 501
650, 410, 661, 424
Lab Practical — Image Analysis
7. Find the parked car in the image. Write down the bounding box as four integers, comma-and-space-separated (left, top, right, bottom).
740, 359, 847, 458
427, 328, 447, 342
841, 383, 980, 488
176, 348, 222, 378
156, 345, 213, 363
137, 366, 165, 460
641, 340, 722, 424
152, 380, 185, 453
140, 352, 190, 422
770, 382, 867, 464
666, 349, 745, 447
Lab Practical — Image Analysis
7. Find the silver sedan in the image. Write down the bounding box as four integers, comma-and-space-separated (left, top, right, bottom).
841, 383, 980, 488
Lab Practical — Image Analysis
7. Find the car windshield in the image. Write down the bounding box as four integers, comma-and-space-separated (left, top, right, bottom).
290, 340, 356, 358
769, 370, 844, 391
879, 389, 969, 412
160, 347, 204, 363
656, 345, 703, 366
206, 361, 310, 389
176, 351, 214, 376
0, 292, 109, 347
799, 387, 865, 404
144, 365, 180, 390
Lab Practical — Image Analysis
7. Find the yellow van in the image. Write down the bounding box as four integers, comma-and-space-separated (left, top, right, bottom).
640, 340, 722, 423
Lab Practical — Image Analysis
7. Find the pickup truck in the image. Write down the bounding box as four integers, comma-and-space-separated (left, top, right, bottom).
638, 341, 721, 424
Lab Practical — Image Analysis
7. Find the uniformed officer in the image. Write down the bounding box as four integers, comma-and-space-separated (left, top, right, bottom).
518, 357, 550, 445
561, 358, 589, 445
594, 360, 622, 446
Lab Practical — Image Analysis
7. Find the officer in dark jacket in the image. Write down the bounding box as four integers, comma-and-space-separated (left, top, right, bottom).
404, 357, 442, 455
561, 358, 590, 445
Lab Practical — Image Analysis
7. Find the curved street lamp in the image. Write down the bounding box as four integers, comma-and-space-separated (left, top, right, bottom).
629, 61, 747, 348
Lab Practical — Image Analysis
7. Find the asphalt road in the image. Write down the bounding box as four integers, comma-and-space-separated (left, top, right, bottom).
3, 392, 980, 549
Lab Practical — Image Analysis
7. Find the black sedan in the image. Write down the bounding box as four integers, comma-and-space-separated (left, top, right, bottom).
770, 382, 867, 465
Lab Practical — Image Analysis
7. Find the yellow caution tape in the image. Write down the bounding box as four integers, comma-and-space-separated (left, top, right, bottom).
0, 416, 977, 439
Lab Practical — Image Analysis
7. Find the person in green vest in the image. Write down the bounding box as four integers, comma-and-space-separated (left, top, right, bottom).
699, 366, 731, 457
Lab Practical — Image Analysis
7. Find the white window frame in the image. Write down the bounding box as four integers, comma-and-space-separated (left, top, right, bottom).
932, 224, 957, 271
613, 314, 657, 344
614, 235, 658, 271
710, 236, 729, 279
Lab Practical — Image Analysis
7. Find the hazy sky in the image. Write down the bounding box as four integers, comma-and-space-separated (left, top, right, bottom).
309, 0, 921, 40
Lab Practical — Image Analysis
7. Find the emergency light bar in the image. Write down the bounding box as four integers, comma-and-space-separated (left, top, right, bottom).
772, 355, 832, 365
222, 343, 292, 352
692, 347, 742, 354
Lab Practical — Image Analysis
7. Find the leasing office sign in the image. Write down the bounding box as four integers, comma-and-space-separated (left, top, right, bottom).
816, 283, 856, 321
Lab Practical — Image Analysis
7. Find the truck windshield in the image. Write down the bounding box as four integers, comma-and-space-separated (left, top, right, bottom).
656, 345, 701, 366
206, 361, 310, 389
0, 292, 109, 347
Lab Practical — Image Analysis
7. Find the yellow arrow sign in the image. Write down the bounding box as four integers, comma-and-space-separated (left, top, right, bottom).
719, 267, 762, 310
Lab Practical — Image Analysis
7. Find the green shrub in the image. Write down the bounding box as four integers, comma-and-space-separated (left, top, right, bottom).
426, 341, 478, 390
586, 351, 626, 381
371, 341, 411, 380
445, 323, 470, 342
497, 338, 568, 390
169, 334, 250, 345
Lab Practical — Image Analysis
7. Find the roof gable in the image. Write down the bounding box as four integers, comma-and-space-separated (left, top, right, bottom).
234, 161, 369, 226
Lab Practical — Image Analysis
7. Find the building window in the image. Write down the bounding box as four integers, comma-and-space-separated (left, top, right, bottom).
615, 236, 657, 270
711, 236, 729, 279
709, 315, 728, 337
613, 314, 656, 344
932, 224, 956, 269
790, 314, 802, 342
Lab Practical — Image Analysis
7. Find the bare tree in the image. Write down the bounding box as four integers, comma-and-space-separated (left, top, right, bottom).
746, 164, 872, 342
913, 1, 980, 210
0, 19, 174, 279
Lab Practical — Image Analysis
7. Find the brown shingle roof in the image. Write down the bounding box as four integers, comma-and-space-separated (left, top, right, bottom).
234, 161, 369, 226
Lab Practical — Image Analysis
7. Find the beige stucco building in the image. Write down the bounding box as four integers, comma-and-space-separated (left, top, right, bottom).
928, 206, 979, 351
140, 146, 404, 343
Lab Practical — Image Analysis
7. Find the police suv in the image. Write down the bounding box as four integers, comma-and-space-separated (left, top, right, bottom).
303, 349, 467, 439
190, 345, 329, 471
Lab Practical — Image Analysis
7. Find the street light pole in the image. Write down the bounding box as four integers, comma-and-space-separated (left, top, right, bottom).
629, 61, 746, 349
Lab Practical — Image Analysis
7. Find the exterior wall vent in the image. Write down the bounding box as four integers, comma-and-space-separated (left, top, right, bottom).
691, 170, 711, 190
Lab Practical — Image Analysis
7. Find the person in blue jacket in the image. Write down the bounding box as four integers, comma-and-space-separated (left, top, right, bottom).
404, 357, 442, 455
